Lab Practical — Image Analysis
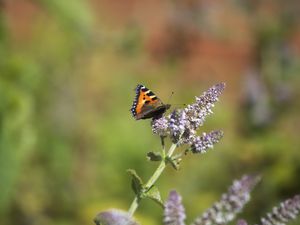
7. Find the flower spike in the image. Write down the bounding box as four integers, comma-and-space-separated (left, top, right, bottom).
191, 175, 260, 225
151, 83, 225, 152
164, 190, 186, 225
258, 195, 300, 225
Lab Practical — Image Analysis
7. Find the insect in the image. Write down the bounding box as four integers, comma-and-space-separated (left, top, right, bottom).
131, 84, 171, 120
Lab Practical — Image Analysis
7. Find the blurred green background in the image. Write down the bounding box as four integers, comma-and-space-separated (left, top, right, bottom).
1, 0, 300, 224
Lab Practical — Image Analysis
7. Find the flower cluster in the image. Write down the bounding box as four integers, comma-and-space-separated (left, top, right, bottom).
164, 190, 186, 225
168, 109, 189, 143
191, 130, 224, 153
184, 82, 225, 130
151, 116, 169, 137
94, 209, 139, 225
191, 175, 260, 225
237, 219, 248, 225
152, 83, 225, 153
259, 195, 300, 225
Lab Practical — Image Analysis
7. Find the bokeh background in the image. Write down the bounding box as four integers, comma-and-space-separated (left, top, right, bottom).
1, 0, 300, 224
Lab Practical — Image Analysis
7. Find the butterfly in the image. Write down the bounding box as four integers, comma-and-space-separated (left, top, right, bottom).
131, 84, 171, 120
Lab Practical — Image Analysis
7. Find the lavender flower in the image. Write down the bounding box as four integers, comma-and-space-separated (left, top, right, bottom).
191, 130, 224, 154
152, 117, 170, 137
94, 209, 139, 225
184, 82, 226, 130
168, 110, 189, 143
258, 195, 300, 225
237, 219, 248, 225
164, 190, 186, 225
191, 175, 260, 225
151, 83, 225, 152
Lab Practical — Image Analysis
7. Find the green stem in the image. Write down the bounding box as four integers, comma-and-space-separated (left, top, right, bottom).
160, 136, 166, 157
128, 142, 178, 217
128, 196, 139, 217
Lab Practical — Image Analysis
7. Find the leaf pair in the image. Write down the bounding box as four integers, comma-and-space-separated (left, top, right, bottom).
127, 169, 163, 207
147, 151, 182, 170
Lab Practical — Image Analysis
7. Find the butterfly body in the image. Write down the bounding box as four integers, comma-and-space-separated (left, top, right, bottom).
131, 84, 171, 120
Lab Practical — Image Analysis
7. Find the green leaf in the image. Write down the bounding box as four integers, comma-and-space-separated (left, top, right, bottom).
127, 169, 144, 196
146, 151, 162, 162
144, 185, 164, 208
166, 156, 181, 170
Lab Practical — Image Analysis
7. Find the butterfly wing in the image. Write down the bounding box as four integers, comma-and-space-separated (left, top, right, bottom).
131, 84, 170, 120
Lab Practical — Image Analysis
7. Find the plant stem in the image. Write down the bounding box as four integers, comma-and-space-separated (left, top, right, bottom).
128, 142, 178, 217
160, 136, 166, 157
128, 196, 139, 217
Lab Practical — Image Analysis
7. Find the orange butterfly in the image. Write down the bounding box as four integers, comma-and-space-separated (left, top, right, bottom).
131, 84, 171, 120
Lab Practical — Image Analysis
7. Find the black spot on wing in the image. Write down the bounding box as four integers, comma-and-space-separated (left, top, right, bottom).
146, 91, 155, 96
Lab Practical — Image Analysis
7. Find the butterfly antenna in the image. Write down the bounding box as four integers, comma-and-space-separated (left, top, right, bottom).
166, 91, 174, 104
172, 103, 186, 107
166, 92, 186, 108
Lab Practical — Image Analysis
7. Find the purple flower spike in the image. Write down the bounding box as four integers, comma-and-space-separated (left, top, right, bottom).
184, 82, 226, 130
164, 190, 186, 225
94, 209, 139, 225
259, 195, 300, 225
152, 117, 169, 137
151, 83, 225, 151
237, 219, 248, 225
191, 130, 224, 154
168, 110, 189, 143
191, 175, 260, 225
